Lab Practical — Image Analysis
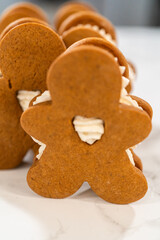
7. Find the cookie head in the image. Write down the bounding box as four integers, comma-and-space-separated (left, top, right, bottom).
70, 37, 138, 93
0, 21, 66, 91
69, 37, 131, 92
21, 44, 152, 203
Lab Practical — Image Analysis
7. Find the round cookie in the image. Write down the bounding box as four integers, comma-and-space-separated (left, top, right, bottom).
54, 1, 95, 31
21, 44, 152, 203
58, 11, 116, 42
0, 21, 66, 169
0, 2, 48, 34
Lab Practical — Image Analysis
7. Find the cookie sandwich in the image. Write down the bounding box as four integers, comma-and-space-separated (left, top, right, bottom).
21, 39, 152, 204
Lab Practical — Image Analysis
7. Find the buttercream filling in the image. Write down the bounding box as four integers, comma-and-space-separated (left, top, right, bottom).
17, 90, 40, 112
66, 23, 116, 45
113, 57, 141, 110
126, 149, 135, 166
31, 137, 46, 160
33, 90, 51, 105
73, 116, 104, 144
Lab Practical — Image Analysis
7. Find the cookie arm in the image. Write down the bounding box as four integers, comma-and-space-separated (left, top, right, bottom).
111, 104, 152, 150
21, 102, 52, 143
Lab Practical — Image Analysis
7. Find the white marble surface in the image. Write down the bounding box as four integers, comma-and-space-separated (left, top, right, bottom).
0, 27, 160, 240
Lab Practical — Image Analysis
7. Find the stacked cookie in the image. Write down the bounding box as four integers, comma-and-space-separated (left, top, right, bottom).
0, 2, 152, 204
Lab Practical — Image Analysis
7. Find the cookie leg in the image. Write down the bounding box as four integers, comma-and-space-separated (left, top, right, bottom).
27, 148, 84, 198
88, 151, 147, 204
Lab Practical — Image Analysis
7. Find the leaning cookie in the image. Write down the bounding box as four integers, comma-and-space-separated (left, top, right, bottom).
54, 1, 95, 32
21, 43, 152, 204
0, 2, 48, 34
0, 19, 65, 169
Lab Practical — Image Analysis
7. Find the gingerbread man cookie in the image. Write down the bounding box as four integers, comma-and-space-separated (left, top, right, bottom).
21, 40, 152, 204
0, 19, 65, 169
0, 2, 48, 34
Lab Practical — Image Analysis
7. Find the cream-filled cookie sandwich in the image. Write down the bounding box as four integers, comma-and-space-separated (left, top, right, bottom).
21, 41, 152, 204
21, 43, 152, 203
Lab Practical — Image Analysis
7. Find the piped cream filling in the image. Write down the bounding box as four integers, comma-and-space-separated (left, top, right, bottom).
31, 137, 46, 160
73, 116, 104, 145
67, 23, 116, 46
33, 90, 51, 105
120, 78, 141, 109
17, 90, 40, 112
113, 57, 142, 110
126, 149, 135, 166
